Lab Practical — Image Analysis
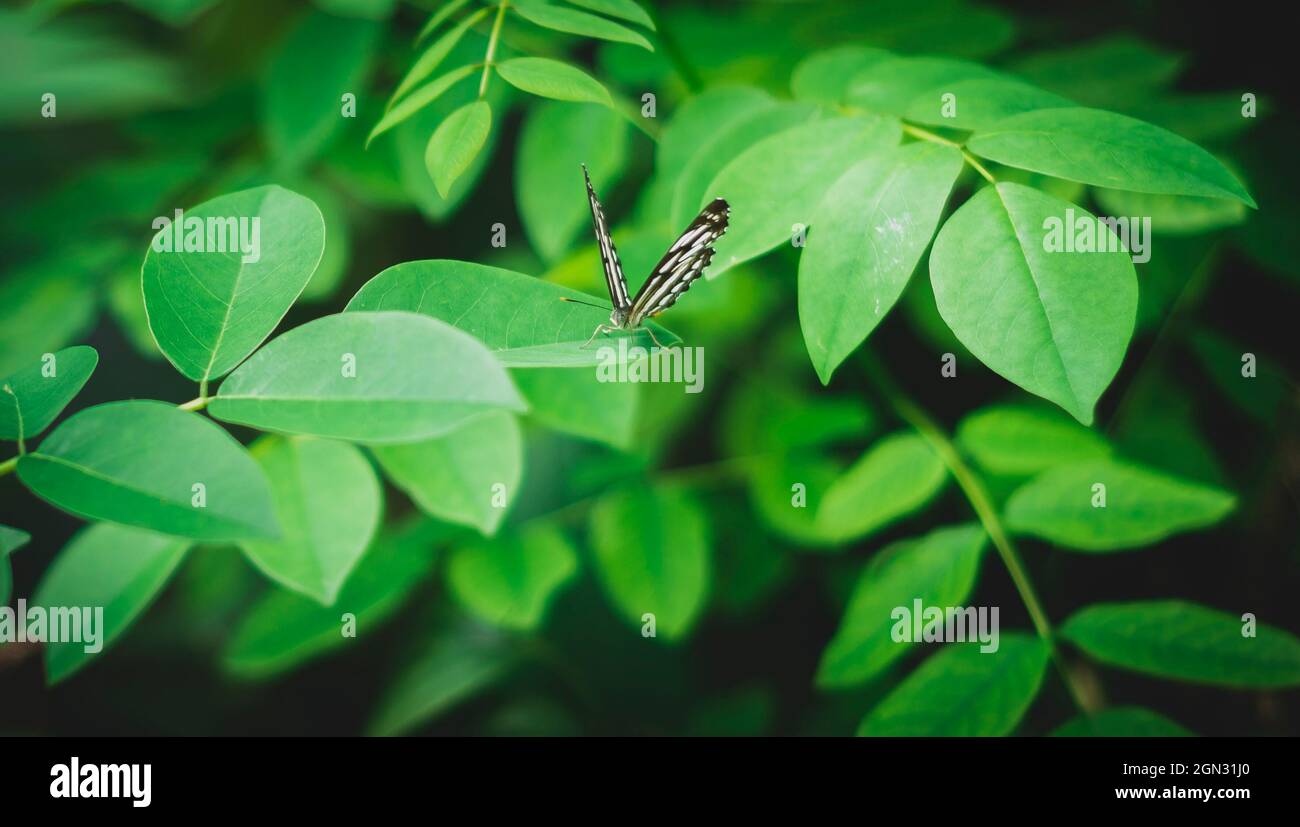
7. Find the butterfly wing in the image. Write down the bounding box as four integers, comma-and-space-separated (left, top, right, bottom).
582, 164, 631, 312
628, 198, 729, 326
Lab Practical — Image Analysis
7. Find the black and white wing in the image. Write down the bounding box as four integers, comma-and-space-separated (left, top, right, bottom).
628, 198, 729, 326
582, 164, 631, 312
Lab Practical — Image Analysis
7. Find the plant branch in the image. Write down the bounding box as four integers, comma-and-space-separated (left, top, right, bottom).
479, 1, 508, 99
862, 352, 1095, 714
900, 122, 996, 184
0, 455, 16, 478
178, 397, 209, 412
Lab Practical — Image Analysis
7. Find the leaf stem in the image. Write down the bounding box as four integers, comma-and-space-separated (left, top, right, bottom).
178, 397, 209, 412
479, 1, 508, 99
862, 352, 1095, 714
900, 122, 996, 184
0, 455, 16, 478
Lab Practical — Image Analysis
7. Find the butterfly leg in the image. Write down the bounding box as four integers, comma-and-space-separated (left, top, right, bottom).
581, 324, 612, 349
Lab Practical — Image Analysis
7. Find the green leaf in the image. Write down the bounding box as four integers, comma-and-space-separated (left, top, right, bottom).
224, 519, 445, 679
239, 437, 382, 604
705, 115, 902, 276
1009, 35, 1183, 108
656, 85, 771, 177
367, 63, 478, 146
589, 484, 710, 640
565, 0, 654, 30
517, 100, 627, 263
0, 257, 98, 378
818, 524, 986, 689
1093, 187, 1245, 236
798, 142, 963, 383
296, 179, 352, 302
142, 185, 326, 384
955, 403, 1112, 477
719, 377, 874, 457
0, 346, 97, 442
968, 108, 1255, 207
389, 5, 490, 105
368, 622, 516, 735
495, 57, 613, 107
426, 100, 492, 198
748, 451, 844, 547
417, 0, 474, 43
372, 411, 522, 535
903, 77, 1071, 131
511, 368, 639, 449
33, 523, 190, 684
846, 55, 1000, 115
0, 524, 31, 607
1188, 329, 1287, 425
18, 401, 279, 541
928, 183, 1137, 424
447, 521, 579, 630
857, 635, 1050, 736
1005, 459, 1236, 551
210, 311, 525, 443
345, 260, 676, 366
816, 432, 947, 544
262, 10, 382, 170
513, 0, 653, 51
790, 46, 891, 104
1051, 707, 1193, 737
1059, 601, 1300, 688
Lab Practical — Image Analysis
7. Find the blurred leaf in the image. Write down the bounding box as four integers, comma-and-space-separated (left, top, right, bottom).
857, 635, 1050, 736
0, 257, 99, 378
929, 183, 1137, 424
791, 46, 890, 105
211, 312, 526, 443
106, 265, 163, 360
1009, 35, 1183, 108
817, 432, 948, 544
955, 403, 1112, 477
496, 57, 613, 107
748, 451, 843, 546
1094, 187, 1245, 236
1112, 376, 1226, 486
707, 115, 902, 276
18, 401, 280, 541
719, 377, 874, 457
804, 1, 1015, 60
904, 76, 1071, 131
589, 483, 709, 640
33, 523, 190, 684
368, 64, 477, 145
427, 100, 492, 197
687, 686, 774, 736
818, 524, 986, 689
1232, 126, 1300, 284
512, 368, 640, 449
1005, 459, 1236, 551
447, 521, 579, 630
1140, 93, 1259, 144
1051, 707, 1193, 737
262, 10, 381, 171
969, 108, 1255, 206
417, 0, 473, 42
1060, 601, 1300, 688
121, 0, 220, 25
372, 411, 522, 535
847, 55, 1000, 115
518, 100, 627, 263
799, 142, 963, 383
296, 179, 352, 302
224, 519, 445, 679
240, 437, 382, 604
656, 85, 771, 177
346, 260, 676, 366
142, 185, 326, 384
0, 346, 97, 442
313, 0, 397, 20
0, 524, 31, 607
1187, 329, 1288, 425
565, 0, 654, 29
513, 0, 653, 51
389, 5, 490, 105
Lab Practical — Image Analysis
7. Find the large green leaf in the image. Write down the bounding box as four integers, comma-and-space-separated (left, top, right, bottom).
142, 185, 326, 384
968, 108, 1255, 206
239, 437, 382, 604
799, 142, 963, 383
1051, 707, 1192, 737
1009, 35, 1183, 109
496, 57, 613, 107
262, 10, 382, 170
955, 403, 1111, 477
511, 368, 640, 448
33, 523, 190, 684
705, 115, 901, 276
656, 85, 771, 178
748, 451, 844, 547
372, 411, 522, 535
816, 432, 947, 543
18, 401, 279, 541
210, 311, 525, 443
719, 377, 873, 457
818, 524, 986, 689
1059, 601, 1300, 688
1004, 459, 1235, 551
427, 100, 492, 198
928, 183, 1137, 424
903, 77, 1071, 130
517, 100, 627, 263
345, 260, 675, 366
512, 0, 653, 51
857, 634, 1050, 736
224, 520, 445, 679
846, 55, 1000, 115
790, 46, 890, 105
447, 521, 579, 630
589, 484, 710, 640
0, 346, 97, 442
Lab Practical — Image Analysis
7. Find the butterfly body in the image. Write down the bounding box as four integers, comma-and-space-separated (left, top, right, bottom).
574, 165, 728, 348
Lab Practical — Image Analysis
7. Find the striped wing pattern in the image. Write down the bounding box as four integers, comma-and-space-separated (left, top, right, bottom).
582, 164, 631, 312
629, 198, 729, 326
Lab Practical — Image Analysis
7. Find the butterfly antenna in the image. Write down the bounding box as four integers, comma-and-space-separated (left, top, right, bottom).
560, 296, 611, 311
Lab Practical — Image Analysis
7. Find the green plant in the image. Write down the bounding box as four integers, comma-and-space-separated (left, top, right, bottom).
1, 0, 1297, 737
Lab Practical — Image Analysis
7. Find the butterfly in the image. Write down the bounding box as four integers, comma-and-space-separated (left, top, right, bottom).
562, 164, 729, 349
